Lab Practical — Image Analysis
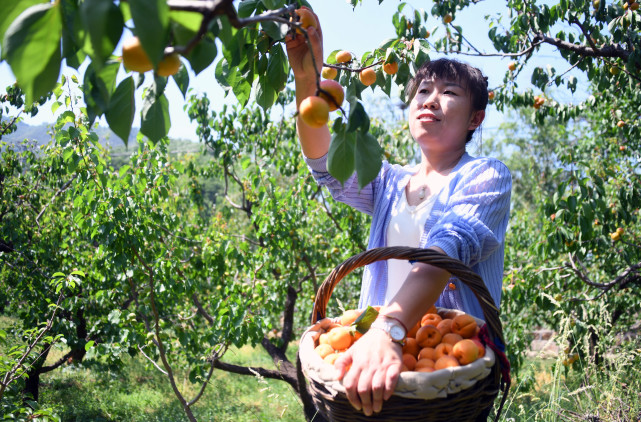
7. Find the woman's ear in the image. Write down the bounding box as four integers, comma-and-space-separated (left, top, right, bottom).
468, 110, 485, 130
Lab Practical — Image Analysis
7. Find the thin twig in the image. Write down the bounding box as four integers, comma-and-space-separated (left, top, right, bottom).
35, 174, 78, 224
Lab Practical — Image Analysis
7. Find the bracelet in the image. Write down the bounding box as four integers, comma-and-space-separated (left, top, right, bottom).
377, 314, 409, 334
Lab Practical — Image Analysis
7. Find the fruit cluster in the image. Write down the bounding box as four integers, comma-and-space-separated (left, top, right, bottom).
293, 8, 399, 129
610, 227, 625, 241
314, 306, 486, 373
533, 95, 546, 109
122, 37, 181, 77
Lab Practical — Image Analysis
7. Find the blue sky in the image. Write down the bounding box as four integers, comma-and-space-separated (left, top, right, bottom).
0, 0, 587, 142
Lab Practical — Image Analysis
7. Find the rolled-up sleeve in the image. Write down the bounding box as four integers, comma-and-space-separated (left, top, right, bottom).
304, 154, 386, 216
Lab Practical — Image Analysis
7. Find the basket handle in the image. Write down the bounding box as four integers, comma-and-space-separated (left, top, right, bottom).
311, 246, 505, 348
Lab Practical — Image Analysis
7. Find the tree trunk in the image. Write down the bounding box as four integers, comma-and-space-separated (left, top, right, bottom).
23, 343, 51, 402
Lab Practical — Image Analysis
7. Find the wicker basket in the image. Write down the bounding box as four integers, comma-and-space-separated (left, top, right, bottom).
297, 246, 510, 422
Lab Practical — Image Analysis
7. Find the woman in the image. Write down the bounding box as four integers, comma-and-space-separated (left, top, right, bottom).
286, 8, 511, 417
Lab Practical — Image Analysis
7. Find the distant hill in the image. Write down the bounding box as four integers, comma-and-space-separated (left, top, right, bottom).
2, 121, 134, 149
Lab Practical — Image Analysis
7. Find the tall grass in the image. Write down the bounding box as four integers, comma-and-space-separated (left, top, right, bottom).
501, 312, 641, 422
4, 313, 641, 421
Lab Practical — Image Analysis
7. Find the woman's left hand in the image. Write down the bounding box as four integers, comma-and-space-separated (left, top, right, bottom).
334, 328, 403, 416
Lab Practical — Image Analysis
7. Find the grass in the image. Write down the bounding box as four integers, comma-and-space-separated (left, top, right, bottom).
37, 344, 306, 422
4, 313, 641, 421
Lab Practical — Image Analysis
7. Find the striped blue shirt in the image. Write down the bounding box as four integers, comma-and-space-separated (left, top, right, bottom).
305, 152, 512, 320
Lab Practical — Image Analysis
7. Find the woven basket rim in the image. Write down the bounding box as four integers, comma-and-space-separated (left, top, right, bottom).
299, 307, 496, 401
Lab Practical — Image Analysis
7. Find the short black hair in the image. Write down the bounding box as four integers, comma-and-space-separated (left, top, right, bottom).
405, 58, 489, 143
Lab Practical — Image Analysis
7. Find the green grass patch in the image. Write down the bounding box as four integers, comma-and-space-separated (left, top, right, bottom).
38, 344, 306, 422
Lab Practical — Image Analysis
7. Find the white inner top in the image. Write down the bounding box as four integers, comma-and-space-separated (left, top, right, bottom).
385, 189, 436, 303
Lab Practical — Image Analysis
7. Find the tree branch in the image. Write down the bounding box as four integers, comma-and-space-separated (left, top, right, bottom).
211, 358, 297, 387
532, 31, 630, 61
35, 174, 78, 224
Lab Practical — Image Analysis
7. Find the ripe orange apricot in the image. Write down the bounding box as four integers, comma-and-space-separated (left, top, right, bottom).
335, 50, 352, 63
407, 320, 420, 338
418, 347, 437, 361
488, 91, 495, 100
441, 332, 463, 346
383, 61, 399, 75
451, 314, 477, 339
327, 326, 353, 350
442, 14, 453, 24
321, 66, 338, 80
319, 332, 330, 345
340, 309, 361, 326
434, 355, 460, 370
470, 337, 485, 358
416, 366, 435, 373
452, 339, 480, 365
421, 313, 442, 327
402, 337, 420, 357
508, 61, 517, 71
315, 343, 335, 359
157, 53, 181, 77
359, 67, 377, 86
293, 8, 318, 34
436, 318, 453, 336
434, 343, 454, 360
318, 80, 344, 112
299, 96, 330, 128
415, 325, 442, 348
324, 352, 340, 365
402, 354, 417, 371
415, 358, 435, 371
617, 120, 626, 128
122, 37, 153, 73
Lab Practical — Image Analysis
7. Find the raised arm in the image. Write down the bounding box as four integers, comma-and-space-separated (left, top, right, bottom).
285, 7, 331, 159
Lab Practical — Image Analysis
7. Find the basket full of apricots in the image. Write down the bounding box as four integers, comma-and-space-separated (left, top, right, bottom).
298, 247, 510, 422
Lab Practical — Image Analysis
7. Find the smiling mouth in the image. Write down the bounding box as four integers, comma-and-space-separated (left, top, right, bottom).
417, 114, 440, 122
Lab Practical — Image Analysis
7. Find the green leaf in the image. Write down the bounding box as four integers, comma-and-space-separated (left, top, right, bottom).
346, 101, 370, 133
238, 0, 260, 18
187, 36, 217, 75
51, 272, 65, 278
169, 10, 203, 33
355, 132, 382, 189
0, 0, 44, 57
3, 3, 63, 104
261, 0, 286, 9
79, 0, 123, 68
328, 131, 356, 184
70, 270, 86, 277
30, 44, 61, 104
266, 44, 287, 93
260, 21, 288, 41
256, 74, 276, 110
85, 340, 95, 351
353, 306, 379, 334
83, 60, 120, 124
129, 0, 170, 67
173, 65, 190, 97
141, 79, 170, 142
106, 76, 135, 146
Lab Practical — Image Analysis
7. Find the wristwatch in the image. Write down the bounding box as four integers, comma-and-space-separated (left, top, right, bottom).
370, 316, 407, 345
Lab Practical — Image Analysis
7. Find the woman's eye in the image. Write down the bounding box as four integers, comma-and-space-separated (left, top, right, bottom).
444, 90, 456, 95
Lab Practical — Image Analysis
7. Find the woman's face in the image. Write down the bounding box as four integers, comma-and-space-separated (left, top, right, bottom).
408, 77, 484, 155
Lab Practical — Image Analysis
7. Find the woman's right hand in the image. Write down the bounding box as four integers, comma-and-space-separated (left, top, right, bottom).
285, 7, 324, 84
